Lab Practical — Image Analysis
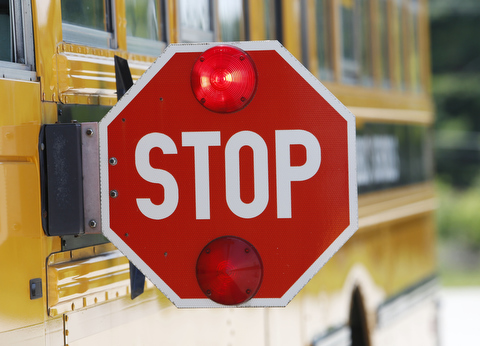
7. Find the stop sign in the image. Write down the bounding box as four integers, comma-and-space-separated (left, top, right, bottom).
99, 41, 357, 308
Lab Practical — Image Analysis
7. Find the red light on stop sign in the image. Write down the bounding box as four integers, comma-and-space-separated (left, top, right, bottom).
191, 45, 257, 113
196, 236, 263, 305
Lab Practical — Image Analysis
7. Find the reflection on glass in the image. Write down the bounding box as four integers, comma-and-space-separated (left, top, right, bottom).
341, 3, 354, 63
409, 0, 421, 92
341, 0, 358, 83
379, 0, 390, 88
315, 0, 333, 80
395, 0, 405, 90
126, 0, 160, 41
359, 0, 373, 85
263, 0, 276, 39
218, 0, 245, 41
61, 0, 107, 31
356, 123, 432, 194
0, 2, 11, 62
179, 0, 211, 32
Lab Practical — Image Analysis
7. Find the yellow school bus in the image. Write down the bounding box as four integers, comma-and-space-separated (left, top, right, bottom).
0, 0, 437, 345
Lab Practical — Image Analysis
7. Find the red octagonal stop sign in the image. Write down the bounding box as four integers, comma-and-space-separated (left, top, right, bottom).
99, 41, 357, 308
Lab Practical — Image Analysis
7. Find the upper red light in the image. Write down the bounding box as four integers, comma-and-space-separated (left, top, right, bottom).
191, 45, 258, 113
196, 236, 263, 305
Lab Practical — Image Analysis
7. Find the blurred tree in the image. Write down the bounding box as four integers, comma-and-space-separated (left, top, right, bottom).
430, 0, 480, 186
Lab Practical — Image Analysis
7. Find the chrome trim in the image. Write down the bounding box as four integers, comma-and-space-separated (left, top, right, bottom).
312, 324, 351, 346
0, 60, 35, 80
377, 275, 439, 328
81, 123, 102, 234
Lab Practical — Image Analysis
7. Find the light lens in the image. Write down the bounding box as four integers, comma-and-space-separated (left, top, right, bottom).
196, 236, 263, 305
191, 45, 258, 113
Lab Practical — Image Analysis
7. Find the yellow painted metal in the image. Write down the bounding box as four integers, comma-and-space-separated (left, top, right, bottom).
0, 161, 45, 328
324, 81, 433, 113
55, 43, 152, 107
168, 0, 179, 43
31, 0, 62, 103
115, 0, 128, 51
248, 0, 267, 40
0, 78, 60, 340
351, 106, 433, 126
0, 79, 41, 126
281, 0, 303, 61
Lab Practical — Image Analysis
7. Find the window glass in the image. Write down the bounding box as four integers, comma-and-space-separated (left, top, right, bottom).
340, 0, 374, 85
0, 0, 35, 80
178, 0, 214, 42
341, 0, 359, 84
218, 0, 245, 41
61, 0, 108, 31
378, 0, 391, 88
394, 0, 405, 89
126, 0, 166, 55
357, 123, 432, 194
315, 0, 333, 81
0, 1, 11, 62
61, 0, 113, 48
359, 0, 373, 85
126, 0, 160, 40
263, 0, 276, 39
409, 0, 421, 92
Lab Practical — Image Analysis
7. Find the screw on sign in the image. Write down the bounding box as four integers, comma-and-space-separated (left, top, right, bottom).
99, 41, 358, 308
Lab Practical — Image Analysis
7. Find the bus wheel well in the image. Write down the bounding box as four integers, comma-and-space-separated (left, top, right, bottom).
349, 286, 371, 346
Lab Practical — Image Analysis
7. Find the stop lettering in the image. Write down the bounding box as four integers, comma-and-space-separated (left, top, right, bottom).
135, 130, 321, 220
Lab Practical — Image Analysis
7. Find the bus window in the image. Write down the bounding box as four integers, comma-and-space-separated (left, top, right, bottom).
218, 0, 245, 41
408, 0, 421, 92
61, 0, 114, 48
0, 0, 35, 80
178, 0, 214, 42
0, 0, 11, 62
340, 0, 373, 85
359, 0, 373, 86
126, 0, 167, 56
263, 0, 277, 40
340, 0, 359, 84
315, 0, 333, 81
378, 0, 391, 88
394, 0, 405, 90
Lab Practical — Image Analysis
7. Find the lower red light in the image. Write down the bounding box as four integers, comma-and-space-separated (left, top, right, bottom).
196, 236, 263, 305
191, 45, 258, 113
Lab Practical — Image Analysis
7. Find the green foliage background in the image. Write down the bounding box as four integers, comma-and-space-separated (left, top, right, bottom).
431, 0, 480, 187
431, 0, 480, 282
